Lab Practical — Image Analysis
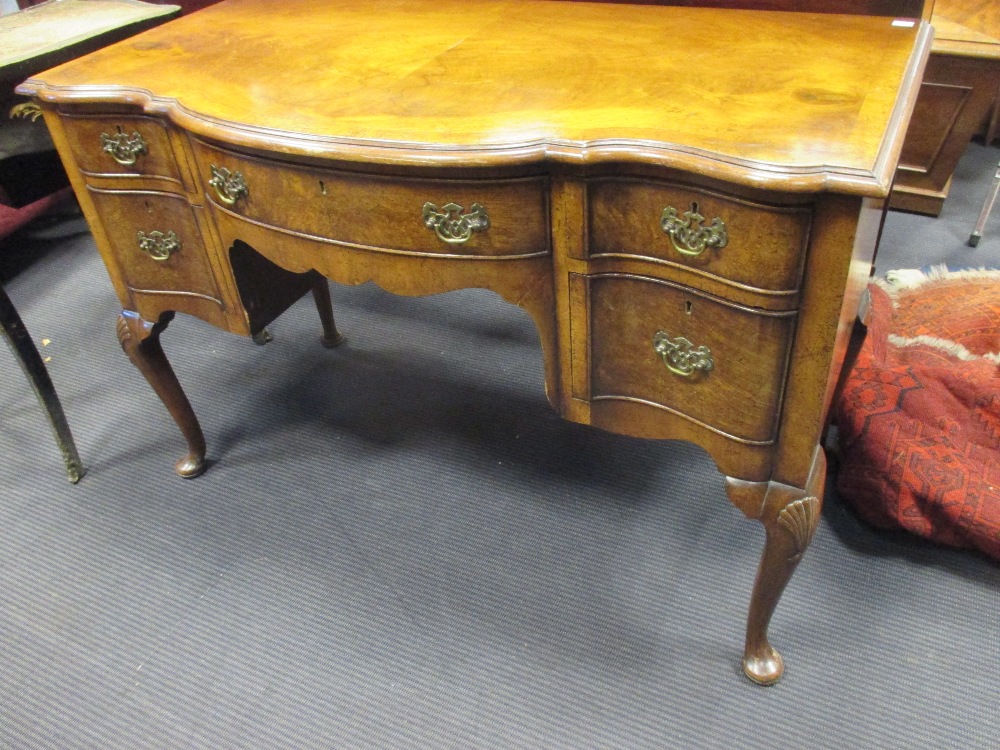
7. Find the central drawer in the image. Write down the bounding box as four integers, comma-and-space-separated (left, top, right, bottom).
585, 273, 796, 444
193, 141, 550, 258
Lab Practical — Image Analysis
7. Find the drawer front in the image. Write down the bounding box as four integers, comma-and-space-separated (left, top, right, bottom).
588, 179, 811, 294
586, 274, 795, 443
195, 142, 549, 258
87, 188, 220, 302
61, 114, 182, 183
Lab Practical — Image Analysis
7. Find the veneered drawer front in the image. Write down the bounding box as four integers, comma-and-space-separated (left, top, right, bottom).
61, 114, 183, 184
587, 179, 811, 294
586, 274, 795, 443
87, 188, 220, 301
195, 142, 549, 258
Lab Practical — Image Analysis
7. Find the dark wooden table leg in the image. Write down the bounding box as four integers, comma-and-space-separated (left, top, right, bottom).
117, 309, 206, 478
739, 449, 826, 685
1, 284, 84, 483
825, 287, 872, 445
311, 278, 344, 348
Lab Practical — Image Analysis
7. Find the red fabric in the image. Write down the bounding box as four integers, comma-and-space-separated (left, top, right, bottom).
834, 277, 1000, 560
0, 189, 71, 240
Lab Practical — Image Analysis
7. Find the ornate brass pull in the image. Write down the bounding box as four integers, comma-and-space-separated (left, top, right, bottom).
660, 202, 728, 257
10, 102, 43, 121
100, 131, 147, 166
653, 331, 713, 377
137, 230, 180, 261
422, 202, 489, 244
209, 165, 249, 206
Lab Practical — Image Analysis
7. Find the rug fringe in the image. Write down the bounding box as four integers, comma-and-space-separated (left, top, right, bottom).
888, 334, 1000, 364
875, 264, 1000, 305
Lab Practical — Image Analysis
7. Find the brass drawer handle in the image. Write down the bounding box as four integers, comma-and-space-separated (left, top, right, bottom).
653, 330, 713, 377
660, 201, 728, 257
422, 201, 490, 244
10, 102, 43, 121
100, 130, 147, 166
209, 165, 249, 206
137, 230, 180, 261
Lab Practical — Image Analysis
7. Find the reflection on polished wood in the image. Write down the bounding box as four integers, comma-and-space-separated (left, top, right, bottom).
20, 0, 931, 683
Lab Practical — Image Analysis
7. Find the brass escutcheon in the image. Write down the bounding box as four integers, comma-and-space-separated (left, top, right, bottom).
652, 330, 713, 377
137, 230, 180, 261
661, 201, 728, 257
209, 165, 249, 206
100, 130, 147, 166
422, 202, 490, 244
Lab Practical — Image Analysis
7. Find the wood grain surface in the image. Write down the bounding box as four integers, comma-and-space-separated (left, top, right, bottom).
20, 0, 931, 194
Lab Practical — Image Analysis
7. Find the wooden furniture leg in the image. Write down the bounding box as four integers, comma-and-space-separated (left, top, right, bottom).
117, 310, 206, 478
1, 284, 84, 483
824, 287, 872, 444
311, 278, 344, 348
733, 449, 826, 685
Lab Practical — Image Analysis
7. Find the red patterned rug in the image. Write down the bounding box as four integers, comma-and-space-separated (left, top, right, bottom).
834, 266, 1000, 561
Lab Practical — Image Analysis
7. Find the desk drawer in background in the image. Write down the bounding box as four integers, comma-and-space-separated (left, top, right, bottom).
192, 141, 550, 259
582, 273, 796, 444
86, 187, 221, 302
587, 179, 811, 295
60, 113, 184, 186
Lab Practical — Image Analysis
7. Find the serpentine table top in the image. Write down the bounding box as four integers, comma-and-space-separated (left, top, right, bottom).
22, 0, 928, 190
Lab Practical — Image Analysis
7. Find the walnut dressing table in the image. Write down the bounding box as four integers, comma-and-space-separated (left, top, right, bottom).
18, 0, 930, 684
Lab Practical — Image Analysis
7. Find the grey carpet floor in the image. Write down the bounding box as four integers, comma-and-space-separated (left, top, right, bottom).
1, 142, 998, 749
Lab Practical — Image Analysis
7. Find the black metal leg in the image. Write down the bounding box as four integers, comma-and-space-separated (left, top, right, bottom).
0, 284, 84, 483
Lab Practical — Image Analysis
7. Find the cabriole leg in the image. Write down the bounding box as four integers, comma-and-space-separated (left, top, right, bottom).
117, 310, 206, 478
728, 449, 827, 686
311, 279, 343, 348
742, 493, 821, 684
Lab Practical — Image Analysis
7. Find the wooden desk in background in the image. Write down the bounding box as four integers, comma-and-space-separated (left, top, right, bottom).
18, 0, 930, 684
891, 0, 1000, 215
